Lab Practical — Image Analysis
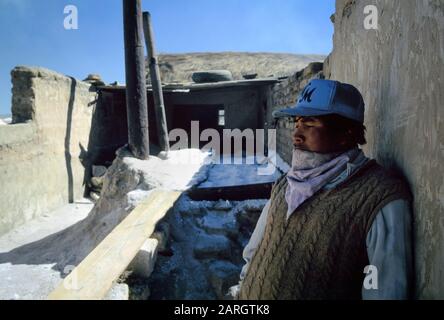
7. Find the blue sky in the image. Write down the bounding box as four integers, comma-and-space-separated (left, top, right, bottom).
0, 0, 335, 115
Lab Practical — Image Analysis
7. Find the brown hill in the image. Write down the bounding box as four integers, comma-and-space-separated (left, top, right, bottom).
147, 52, 326, 83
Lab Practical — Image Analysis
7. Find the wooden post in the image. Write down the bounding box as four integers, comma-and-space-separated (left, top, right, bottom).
123, 0, 149, 159
142, 11, 170, 153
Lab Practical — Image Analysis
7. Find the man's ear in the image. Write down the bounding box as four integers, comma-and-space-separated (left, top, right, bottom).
340, 129, 354, 146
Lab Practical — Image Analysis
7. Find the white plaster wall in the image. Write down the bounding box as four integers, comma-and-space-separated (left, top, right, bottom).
326, 0, 444, 298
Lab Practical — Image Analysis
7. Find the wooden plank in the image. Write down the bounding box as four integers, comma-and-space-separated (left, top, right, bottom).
48, 190, 181, 300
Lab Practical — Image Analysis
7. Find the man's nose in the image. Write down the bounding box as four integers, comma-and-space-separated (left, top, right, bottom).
293, 127, 304, 140
293, 120, 303, 134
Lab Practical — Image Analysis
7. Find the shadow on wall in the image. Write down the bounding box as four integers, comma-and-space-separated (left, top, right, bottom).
80, 85, 104, 199
66, 76, 100, 203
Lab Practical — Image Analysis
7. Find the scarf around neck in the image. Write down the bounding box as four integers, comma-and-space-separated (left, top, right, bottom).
285, 147, 361, 219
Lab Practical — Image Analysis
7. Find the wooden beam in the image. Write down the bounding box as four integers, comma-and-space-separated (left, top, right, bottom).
143, 11, 170, 153
48, 190, 181, 300
97, 78, 280, 92
187, 182, 273, 201
123, 0, 150, 159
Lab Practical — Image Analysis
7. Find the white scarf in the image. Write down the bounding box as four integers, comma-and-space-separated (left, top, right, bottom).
285, 147, 361, 219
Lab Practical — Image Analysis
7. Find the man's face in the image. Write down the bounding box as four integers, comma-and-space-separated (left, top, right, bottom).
292, 116, 345, 153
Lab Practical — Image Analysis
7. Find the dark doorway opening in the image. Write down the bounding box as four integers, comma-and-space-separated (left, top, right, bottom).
170, 104, 224, 148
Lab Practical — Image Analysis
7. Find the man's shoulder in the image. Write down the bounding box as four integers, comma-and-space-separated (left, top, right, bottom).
362, 159, 407, 182
353, 159, 412, 200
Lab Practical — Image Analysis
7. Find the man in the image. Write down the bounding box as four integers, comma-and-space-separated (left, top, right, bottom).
230, 79, 413, 300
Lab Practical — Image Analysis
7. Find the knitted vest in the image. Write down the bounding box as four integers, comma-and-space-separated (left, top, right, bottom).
238, 160, 411, 300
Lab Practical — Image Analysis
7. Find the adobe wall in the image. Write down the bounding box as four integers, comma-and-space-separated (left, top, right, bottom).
325, 0, 444, 298
0, 66, 96, 236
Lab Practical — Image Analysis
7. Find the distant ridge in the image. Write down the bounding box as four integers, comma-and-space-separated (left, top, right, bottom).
147, 52, 326, 83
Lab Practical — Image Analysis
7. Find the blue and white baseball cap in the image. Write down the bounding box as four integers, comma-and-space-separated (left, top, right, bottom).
273, 79, 365, 123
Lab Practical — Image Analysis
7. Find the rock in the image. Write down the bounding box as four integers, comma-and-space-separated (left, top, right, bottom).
90, 191, 100, 202
237, 199, 267, 212
151, 222, 170, 252
92, 165, 107, 178
103, 283, 129, 300
157, 151, 169, 160
226, 284, 240, 300
126, 275, 151, 300
193, 234, 231, 260
213, 199, 232, 211
128, 238, 159, 278
178, 205, 205, 217
176, 265, 216, 300
208, 260, 241, 299
129, 283, 150, 300
89, 186, 101, 194
197, 211, 238, 237
237, 210, 261, 231
235, 201, 266, 231
90, 176, 103, 189
147, 265, 180, 299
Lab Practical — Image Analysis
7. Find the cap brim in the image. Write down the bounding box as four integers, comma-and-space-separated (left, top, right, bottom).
272, 106, 335, 119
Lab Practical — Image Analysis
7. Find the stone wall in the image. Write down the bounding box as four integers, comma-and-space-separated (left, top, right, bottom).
0, 66, 96, 236
326, 0, 444, 299
266, 62, 324, 164
148, 196, 267, 299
